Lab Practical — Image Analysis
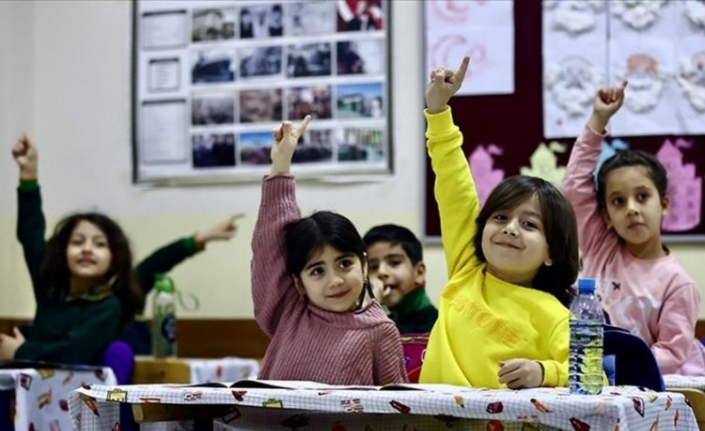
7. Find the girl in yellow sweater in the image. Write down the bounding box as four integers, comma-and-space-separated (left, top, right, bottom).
419, 57, 580, 389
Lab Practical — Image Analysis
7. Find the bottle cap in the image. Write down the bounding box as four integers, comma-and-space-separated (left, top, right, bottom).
155, 273, 176, 293
577, 278, 596, 294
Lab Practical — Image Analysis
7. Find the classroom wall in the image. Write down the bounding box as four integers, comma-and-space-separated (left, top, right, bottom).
1, 1, 704, 319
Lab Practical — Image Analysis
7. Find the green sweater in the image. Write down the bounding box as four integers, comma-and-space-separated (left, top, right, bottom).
16, 182, 200, 364
388, 287, 438, 335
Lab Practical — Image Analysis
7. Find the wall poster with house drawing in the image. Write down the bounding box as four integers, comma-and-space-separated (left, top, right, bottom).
542, 0, 705, 240
133, 0, 391, 184
423, 0, 705, 241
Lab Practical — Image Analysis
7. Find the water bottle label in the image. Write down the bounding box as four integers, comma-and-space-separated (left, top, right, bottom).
569, 320, 603, 395
160, 314, 176, 343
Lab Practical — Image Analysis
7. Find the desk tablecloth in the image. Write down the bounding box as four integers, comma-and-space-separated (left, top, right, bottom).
68, 383, 697, 431
0, 366, 116, 431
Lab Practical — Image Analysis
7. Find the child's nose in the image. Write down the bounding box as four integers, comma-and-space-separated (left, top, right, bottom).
501, 220, 519, 236
329, 274, 345, 288
626, 199, 640, 215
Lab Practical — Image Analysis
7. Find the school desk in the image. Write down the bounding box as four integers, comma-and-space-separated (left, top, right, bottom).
68, 382, 698, 431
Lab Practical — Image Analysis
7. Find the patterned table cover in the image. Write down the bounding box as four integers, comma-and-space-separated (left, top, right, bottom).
68, 383, 698, 431
664, 374, 705, 391
0, 366, 116, 431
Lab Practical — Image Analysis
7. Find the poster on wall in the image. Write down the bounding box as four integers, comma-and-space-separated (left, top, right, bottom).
542, 0, 608, 139
542, 0, 705, 139
425, 0, 705, 242
424, 0, 515, 96
133, 0, 392, 185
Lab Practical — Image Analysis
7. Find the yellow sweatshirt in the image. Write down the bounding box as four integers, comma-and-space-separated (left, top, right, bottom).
418, 108, 570, 388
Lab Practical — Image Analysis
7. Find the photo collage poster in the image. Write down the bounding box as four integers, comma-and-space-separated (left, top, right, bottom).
135, 0, 390, 184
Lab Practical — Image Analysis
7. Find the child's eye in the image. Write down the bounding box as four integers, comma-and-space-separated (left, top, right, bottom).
368, 263, 379, 272
610, 197, 624, 206
637, 192, 649, 201
389, 259, 402, 267
309, 267, 324, 277
338, 259, 353, 269
493, 214, 507, 221
523, 220, 538, 229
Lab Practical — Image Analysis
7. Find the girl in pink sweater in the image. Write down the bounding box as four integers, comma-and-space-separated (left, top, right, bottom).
563, 82, 705, 376
251, 116, 408, 385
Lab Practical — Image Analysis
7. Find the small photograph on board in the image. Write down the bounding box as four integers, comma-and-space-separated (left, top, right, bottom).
191, 49, 236, 84
287, 85, 333, 120
191, 93, 235, 125
149, 58, 180, 92
240, 88, 283, 123
337, 0, 384, 32
336, 127, 385, 162
239, 46, 283, 78
142, 10, 188, 50
337, 40, 385, 75
286, 43, 332, 78
240, 4, 284, 39
192, 7, 236, 42
285, 1, 335, 36
192, 133, 236, 168
141, 100, 188, 164
336, 82, 384, 119
293, 129, 334, 164
239, 131, 273, 166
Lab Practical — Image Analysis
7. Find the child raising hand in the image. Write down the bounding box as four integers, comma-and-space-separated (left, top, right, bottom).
4, 134, 143, 364
563, 81, 705, 375
419, 57, 580, 389
251, 116, 407, 385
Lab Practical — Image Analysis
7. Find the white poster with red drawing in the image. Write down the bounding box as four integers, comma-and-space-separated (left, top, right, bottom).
424, 0, 515, 96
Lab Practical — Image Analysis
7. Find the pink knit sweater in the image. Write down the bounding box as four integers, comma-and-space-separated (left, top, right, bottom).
251, 175, 408, 385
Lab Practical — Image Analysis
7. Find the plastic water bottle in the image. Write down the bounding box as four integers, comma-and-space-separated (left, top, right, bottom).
569, 278, 605, 395
152, 274, 177, 358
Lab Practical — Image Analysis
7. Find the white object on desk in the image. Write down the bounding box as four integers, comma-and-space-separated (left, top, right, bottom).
665, 374, 705, 391
186, 357, 260, 385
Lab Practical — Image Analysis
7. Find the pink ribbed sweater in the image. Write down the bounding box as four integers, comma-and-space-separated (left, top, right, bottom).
251, 175, 408, 385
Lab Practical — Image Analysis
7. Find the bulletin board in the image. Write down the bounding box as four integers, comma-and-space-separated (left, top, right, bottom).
131, 0, 393, 185
423, 0, 705, 242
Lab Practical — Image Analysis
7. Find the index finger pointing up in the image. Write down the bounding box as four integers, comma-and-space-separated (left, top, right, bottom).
296, 115, 312, 136
455, 56, 471, 86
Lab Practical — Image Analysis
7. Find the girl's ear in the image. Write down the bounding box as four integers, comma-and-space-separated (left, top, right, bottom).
601, 208, 614, 230
661, 195, 670, 216
292, 275, 306, 297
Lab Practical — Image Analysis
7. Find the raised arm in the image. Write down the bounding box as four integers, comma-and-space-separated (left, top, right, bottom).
13, 135, 46, 297
136, 215, 243, 299
562, 82, 628, 256
251, 116, 311, 338
425, 57, 480, 277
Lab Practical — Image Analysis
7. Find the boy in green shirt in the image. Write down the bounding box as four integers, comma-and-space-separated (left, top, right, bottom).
364, 225, 438, 334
